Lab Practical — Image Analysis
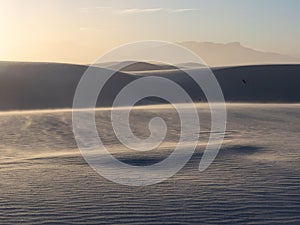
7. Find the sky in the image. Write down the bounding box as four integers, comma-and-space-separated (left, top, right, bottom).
1, 0, 300, 64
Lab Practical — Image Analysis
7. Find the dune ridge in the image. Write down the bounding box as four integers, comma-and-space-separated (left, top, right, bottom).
0, 61, 299, 111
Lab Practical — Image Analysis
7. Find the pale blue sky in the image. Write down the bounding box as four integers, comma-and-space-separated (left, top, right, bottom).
1, 0, 299, 63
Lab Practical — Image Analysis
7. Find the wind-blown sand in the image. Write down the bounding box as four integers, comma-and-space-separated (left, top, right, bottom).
0, 61, 299, 224
0, 104, 299, 224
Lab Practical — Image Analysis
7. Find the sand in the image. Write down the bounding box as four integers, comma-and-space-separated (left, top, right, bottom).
0, 103, 299, 224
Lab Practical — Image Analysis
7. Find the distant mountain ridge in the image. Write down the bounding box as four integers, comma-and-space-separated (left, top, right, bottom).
178, 41, 299, 66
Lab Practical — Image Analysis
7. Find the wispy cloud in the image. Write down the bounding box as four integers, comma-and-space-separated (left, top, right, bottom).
119, 8, 201, 15
119, 8, 163, 15
79, 7, 201, 15
171, 8, 201, 13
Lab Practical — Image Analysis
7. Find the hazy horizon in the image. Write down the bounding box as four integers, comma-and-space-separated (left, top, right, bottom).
1, 0, 300, 65
1, 1, 300, 224
1, 41, 299, 67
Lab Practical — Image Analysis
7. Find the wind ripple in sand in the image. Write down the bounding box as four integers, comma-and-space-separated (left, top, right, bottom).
0, 104, 299, 224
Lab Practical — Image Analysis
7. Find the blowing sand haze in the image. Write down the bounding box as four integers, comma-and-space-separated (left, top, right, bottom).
0, 0, 300, 224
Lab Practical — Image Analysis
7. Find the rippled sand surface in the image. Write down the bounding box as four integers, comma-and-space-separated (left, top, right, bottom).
0, 104, 299, 224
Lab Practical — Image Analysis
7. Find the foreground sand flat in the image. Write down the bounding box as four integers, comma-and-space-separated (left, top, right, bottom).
0, 104, 299, 224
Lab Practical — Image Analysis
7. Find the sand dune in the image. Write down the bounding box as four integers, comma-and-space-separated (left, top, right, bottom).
95, 61, 179, 71
0, 104, 299, 224
214, 65, 300, 102
0, 61, 299, 111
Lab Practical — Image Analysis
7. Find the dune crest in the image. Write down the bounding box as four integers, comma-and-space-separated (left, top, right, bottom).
0, 61, 299, 111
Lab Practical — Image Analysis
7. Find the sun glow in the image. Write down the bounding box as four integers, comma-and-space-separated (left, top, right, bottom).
0, 0, 300, 64
0, 2, 12, 60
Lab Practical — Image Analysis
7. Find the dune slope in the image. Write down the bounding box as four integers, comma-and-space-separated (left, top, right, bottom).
0, 62, 299, 111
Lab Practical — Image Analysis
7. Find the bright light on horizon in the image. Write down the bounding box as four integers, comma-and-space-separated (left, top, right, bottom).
1, 0, 300, 65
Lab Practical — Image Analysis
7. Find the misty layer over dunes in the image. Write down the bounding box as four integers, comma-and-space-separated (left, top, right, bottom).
0, 104, 299, 224
0, 61, 299, 224
0, 61, 300, 111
